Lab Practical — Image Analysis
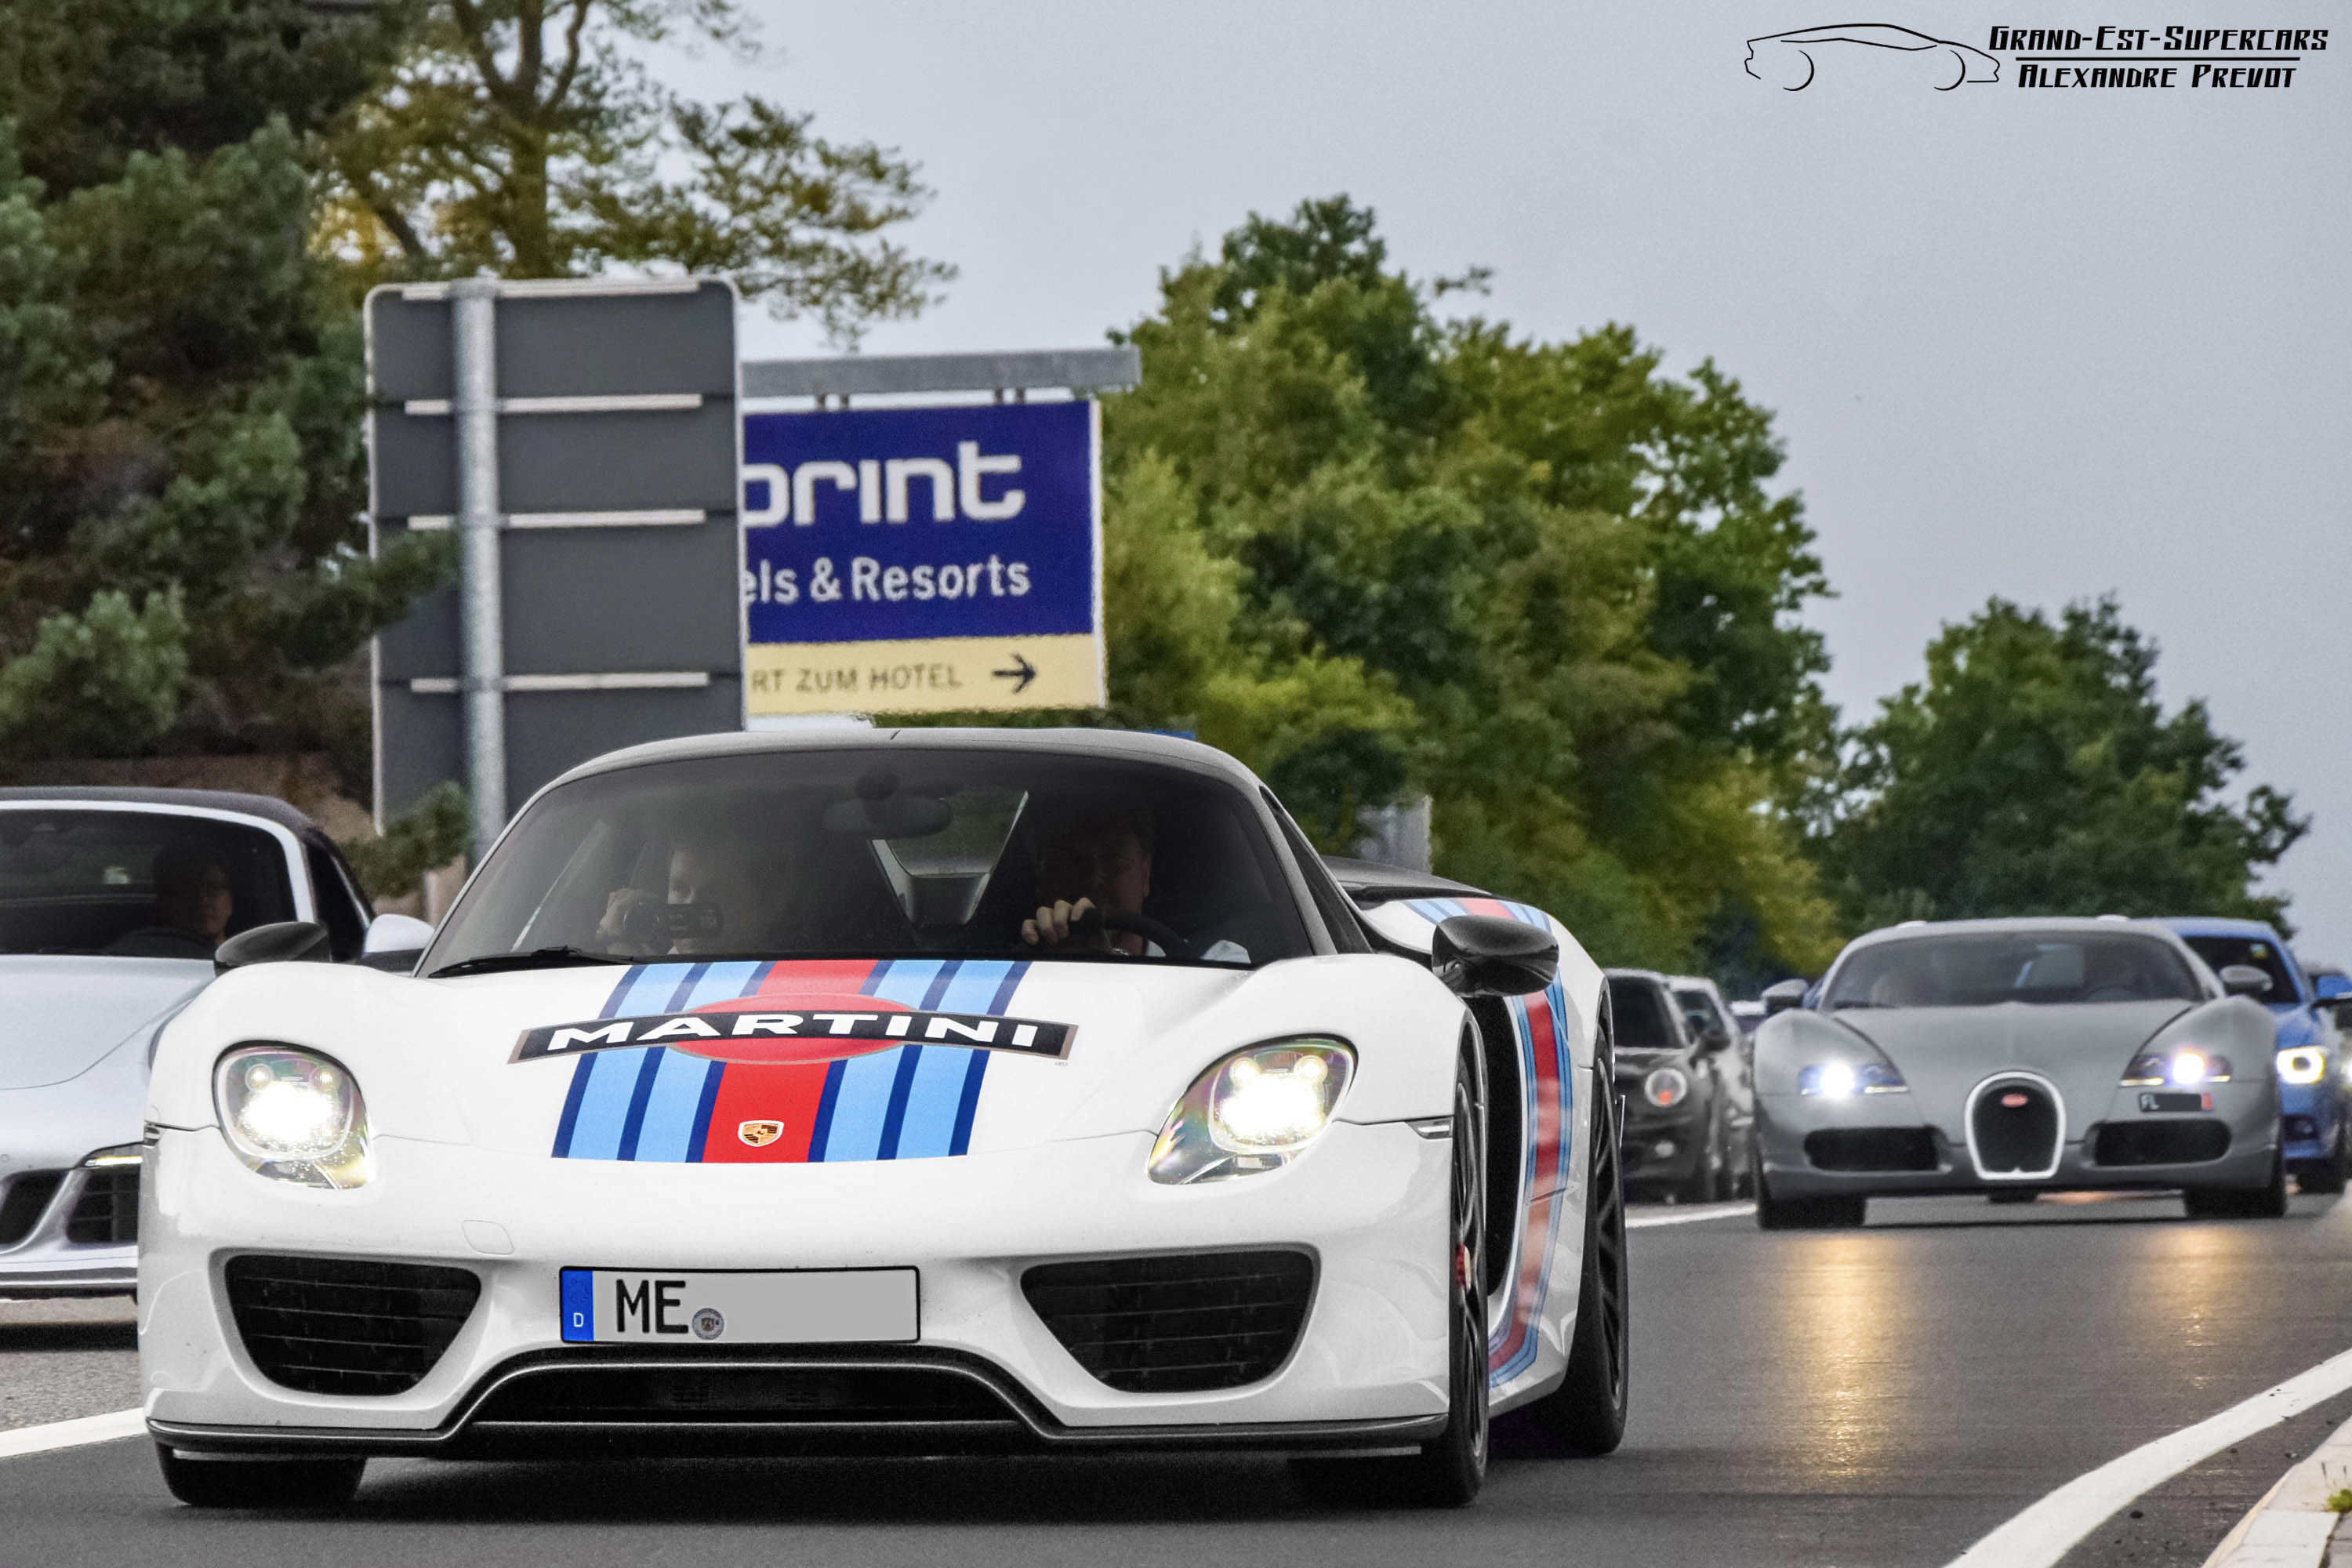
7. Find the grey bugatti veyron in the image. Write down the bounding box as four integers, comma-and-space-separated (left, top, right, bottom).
1751, 918, 2285, 1227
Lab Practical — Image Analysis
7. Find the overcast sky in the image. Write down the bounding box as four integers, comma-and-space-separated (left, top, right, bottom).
664, 2, 2352, 956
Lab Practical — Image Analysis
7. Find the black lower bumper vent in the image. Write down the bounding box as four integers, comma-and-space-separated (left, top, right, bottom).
1805, 1127, 1939, 1173
0, 1172, 63, 1247
2094, 1120, 2231, 1167
471, 1363, 1019, 1427
1022, 1250, 1315, 1393
225, 1254, 481, 1396
66, 1169, 138, 1245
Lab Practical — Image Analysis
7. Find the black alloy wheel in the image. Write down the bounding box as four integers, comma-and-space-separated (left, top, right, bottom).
1753, 1144, 1867, 1229
155, 1447, 366, 1508
1297, 1051, 1489, 1507
2185, 1143, 2291, 1220
1399, 1058, 1492, 1502
1526, 1058, 1630, 1454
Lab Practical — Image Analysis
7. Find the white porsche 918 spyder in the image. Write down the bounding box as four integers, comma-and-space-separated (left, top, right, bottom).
140, 729, 1629, 1507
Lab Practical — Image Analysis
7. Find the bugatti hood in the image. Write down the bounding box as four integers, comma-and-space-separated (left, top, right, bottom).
1829, 1000, 2196, 1116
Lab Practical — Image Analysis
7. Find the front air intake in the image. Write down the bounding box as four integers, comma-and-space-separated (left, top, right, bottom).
1969, 1076, 2063, 1180
2094, 1120, 2231, 1167
66, 1168, 138, 1244
225, 1254, 481, 1396
1022, 1250, 1315, 1393
1805, 1127, 1938, 1173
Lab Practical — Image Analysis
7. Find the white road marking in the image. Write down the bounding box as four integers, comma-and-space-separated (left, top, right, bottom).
1627, 1201, 1755, 1229
1944, 1342, 2352, 1568
0, 1408, 143, 1461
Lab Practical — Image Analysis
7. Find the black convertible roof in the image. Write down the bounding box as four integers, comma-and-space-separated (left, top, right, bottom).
1320, 855, 1490, 906
0, 786, 317, 832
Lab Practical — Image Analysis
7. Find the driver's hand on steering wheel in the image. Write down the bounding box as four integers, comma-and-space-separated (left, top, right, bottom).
1022, 897, 1111, 952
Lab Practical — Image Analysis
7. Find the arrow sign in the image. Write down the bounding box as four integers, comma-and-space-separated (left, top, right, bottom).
993, 652, 1037, 693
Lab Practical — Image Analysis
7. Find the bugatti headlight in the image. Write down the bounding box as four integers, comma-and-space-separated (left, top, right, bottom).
1148, 1039, 1354, 1185
1798, 1061, 1907, 1097
212, 1045, 372, 1189
2278, 1047, 2328, 1086
1643, 1066, 1691, 1108
2122, 1047, 2233, 1087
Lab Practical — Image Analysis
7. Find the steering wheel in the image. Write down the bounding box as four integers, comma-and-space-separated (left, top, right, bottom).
1078, 906, 1196, 960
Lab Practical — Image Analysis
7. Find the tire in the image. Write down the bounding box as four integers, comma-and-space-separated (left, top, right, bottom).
155, 1446, 365, 1508
1297, 1052, 1489, 1507
1524, 1059, 1630, 1455
1754, 1147, 1867, 1229
1675, 1102, 1724, 1205
2296, 1112, 2349, 1196
2185, 1145, 2289, 1220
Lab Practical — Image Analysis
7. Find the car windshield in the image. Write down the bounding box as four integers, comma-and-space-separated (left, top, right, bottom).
2178, 935, 2297, 1004
1610, 978, 1680, 1048
428, 747, 1312, 973
1824, 931, 2203, 1009
1672, 987, 1722, 1039
0, 809, 296, 959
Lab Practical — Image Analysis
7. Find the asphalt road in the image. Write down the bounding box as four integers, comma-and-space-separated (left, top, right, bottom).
5, 1189, 2351, 1566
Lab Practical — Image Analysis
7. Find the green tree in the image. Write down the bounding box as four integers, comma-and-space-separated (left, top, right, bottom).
317, 0, 951, 340
1820, 596, 2306, 930
1093, 197, 1843, 975
0, 0, 443, 775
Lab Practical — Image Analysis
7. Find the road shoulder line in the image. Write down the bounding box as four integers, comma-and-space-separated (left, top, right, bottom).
1946, 1343, 2352, 1568
1627, 1202, 1755, 1229
0, 1409, 143, 1461
2200, 1411, 2352, 1567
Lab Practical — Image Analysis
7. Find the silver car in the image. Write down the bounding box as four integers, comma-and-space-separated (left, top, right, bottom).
0, 788, 430, 1294
1753, 918, 2284, 1228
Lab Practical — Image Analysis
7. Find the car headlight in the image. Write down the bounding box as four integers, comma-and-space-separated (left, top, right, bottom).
1643, 1066, 1691, 1108
2278, 1047, 2328, 1086
1798, 1061, 1907, 1097
1148, 1039, 1354, 1185
213, 1045, 372, 1189
2123, 1047, 2233, 1087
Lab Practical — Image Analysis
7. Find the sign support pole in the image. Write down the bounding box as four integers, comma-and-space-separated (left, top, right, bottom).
451, 278, 506, 857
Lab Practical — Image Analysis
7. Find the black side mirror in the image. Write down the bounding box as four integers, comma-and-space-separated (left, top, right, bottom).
216, 920, 332, 975
1762, 978, 1808, 1014
2220, 964, 2274, 999
1432, 915, 1559, 998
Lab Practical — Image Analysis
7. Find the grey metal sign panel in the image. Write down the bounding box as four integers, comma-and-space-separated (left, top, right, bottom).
372, 404, 739, 520
501, 685, 743, 808
499, 524, 743, 673
366, 278, 743, 829
371, 282, 735, 402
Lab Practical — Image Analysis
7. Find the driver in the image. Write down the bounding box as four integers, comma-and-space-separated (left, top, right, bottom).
1022, 802, 1154, 956
1020, 801, 1247, 963
107, 841, 234, 958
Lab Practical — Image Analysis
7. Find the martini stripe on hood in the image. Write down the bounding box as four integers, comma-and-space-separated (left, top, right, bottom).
549, 958, 1033, 1165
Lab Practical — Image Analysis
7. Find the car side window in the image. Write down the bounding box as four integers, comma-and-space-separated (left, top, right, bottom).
301, 834, 371, 963
1260, 790, 1373, 955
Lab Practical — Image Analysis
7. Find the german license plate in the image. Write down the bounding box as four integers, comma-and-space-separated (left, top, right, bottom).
559, 1268, 918, 1345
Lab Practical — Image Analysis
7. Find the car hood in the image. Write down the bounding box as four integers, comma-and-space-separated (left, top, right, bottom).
1825, 1000, 2194, 1112
150, 953, 1468, 1163
0, 955, 213, 1090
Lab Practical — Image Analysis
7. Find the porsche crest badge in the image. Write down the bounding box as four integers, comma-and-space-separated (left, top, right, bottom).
737, 1120, 784, 1148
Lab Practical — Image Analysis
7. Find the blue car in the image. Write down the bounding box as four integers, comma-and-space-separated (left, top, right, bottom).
2161, 918, 2351, 1194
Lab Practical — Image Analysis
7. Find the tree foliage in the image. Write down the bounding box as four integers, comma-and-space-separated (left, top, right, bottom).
317, 0, 952, 341
0, 0, 443, 775
1817, 596, 2307, 931
1094, 198, 1843, 975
